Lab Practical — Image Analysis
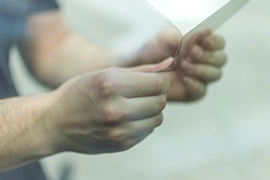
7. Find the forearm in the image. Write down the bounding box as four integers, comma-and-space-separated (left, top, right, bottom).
0, 94, 56, 172
21, 11, 129, 88
38, 34, 127, 87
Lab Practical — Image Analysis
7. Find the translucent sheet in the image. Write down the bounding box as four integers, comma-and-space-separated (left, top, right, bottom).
145, 0, 249, 61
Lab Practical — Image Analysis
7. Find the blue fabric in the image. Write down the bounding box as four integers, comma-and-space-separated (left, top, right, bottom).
0, 0, 58, 179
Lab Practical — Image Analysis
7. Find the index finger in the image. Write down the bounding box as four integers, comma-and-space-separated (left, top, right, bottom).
200, 34, 226, 51
118, 72, 171, 98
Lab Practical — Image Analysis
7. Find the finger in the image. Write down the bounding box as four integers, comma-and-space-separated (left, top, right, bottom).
181, 61, 222, 83
137, 28, 181, 65
200, 34, 225, 51
85, 134, 150, 153
159, 28, 182, 50
97, 114, 162, 144
129, 57, 173, 73
111, 131, 153, 152
125, 94, 167, 120
127, 113, 163, 137
183, 77, 206, 100
120, 132, 153, 151
185, 29, 212, 46
145, 28, 182, 59
175, 29, 211, 61
118, 72, 171, 97
194, 29, 212, 44
188, 45, 227, 67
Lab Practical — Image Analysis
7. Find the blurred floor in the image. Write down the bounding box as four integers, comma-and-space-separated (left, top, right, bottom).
9, 0, 270, 179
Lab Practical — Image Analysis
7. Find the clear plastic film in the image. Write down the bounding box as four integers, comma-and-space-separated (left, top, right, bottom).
145, 0, 249, 62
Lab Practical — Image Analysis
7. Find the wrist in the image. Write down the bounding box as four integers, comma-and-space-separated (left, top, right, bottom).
0, 93, 61, 171
40, 87, 79, 154
31, 92, 64, 156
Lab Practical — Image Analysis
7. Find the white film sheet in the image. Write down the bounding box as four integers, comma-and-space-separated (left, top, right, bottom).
146, 0, 249, 35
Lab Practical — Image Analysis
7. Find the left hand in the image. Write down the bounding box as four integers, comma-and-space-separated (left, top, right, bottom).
135, 28, 227, 102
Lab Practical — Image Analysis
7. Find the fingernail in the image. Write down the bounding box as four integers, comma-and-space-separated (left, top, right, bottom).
154, 57, 174, 72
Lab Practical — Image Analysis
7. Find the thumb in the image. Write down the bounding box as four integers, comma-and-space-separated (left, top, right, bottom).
129, 57, 174, 73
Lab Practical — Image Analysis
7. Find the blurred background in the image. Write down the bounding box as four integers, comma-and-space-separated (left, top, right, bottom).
9, 0, 270, 179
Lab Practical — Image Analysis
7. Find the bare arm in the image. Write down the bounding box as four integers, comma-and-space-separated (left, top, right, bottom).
18, 10, 128, 88
0, 61, 171, 172
0, 95, 55, 172
18, 10, 226, 101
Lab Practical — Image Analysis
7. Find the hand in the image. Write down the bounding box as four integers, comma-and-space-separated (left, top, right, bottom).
135, 28, 227, 101
45, 59, 172, 154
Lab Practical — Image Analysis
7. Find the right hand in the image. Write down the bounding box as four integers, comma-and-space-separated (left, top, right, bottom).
45, 59, 172, 154
132, 28, 226, 102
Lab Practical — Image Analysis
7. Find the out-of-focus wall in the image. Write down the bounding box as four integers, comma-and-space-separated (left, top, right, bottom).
10, 0, 270, 179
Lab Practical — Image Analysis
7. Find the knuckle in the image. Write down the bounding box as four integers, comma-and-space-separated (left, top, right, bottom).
155, 113, 164, 127
190, 46, 204, 61
108, 128, 127, 142
198, 85, 207, 97
215, 70, 223, 80
159, 95, 167, 110
202, 37, 213, 49
154, 78, 165, 94
95, 71, 119, 97
220, 53, 228, 66
102, 105, 126, 124
203, 34, 224, 50
119, 140, 135, 151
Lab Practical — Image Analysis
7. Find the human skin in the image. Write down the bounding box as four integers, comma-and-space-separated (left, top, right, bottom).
0, 9, 226, 172
20, 11, 226, 102
0, 59, 172, 172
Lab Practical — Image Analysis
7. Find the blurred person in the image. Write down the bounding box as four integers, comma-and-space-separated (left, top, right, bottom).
0, 0, 226, 179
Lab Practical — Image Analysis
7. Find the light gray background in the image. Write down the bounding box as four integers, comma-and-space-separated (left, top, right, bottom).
9, 0, 270, 179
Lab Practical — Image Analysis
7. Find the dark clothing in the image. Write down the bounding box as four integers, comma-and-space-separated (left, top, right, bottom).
0, 0, 58, 179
